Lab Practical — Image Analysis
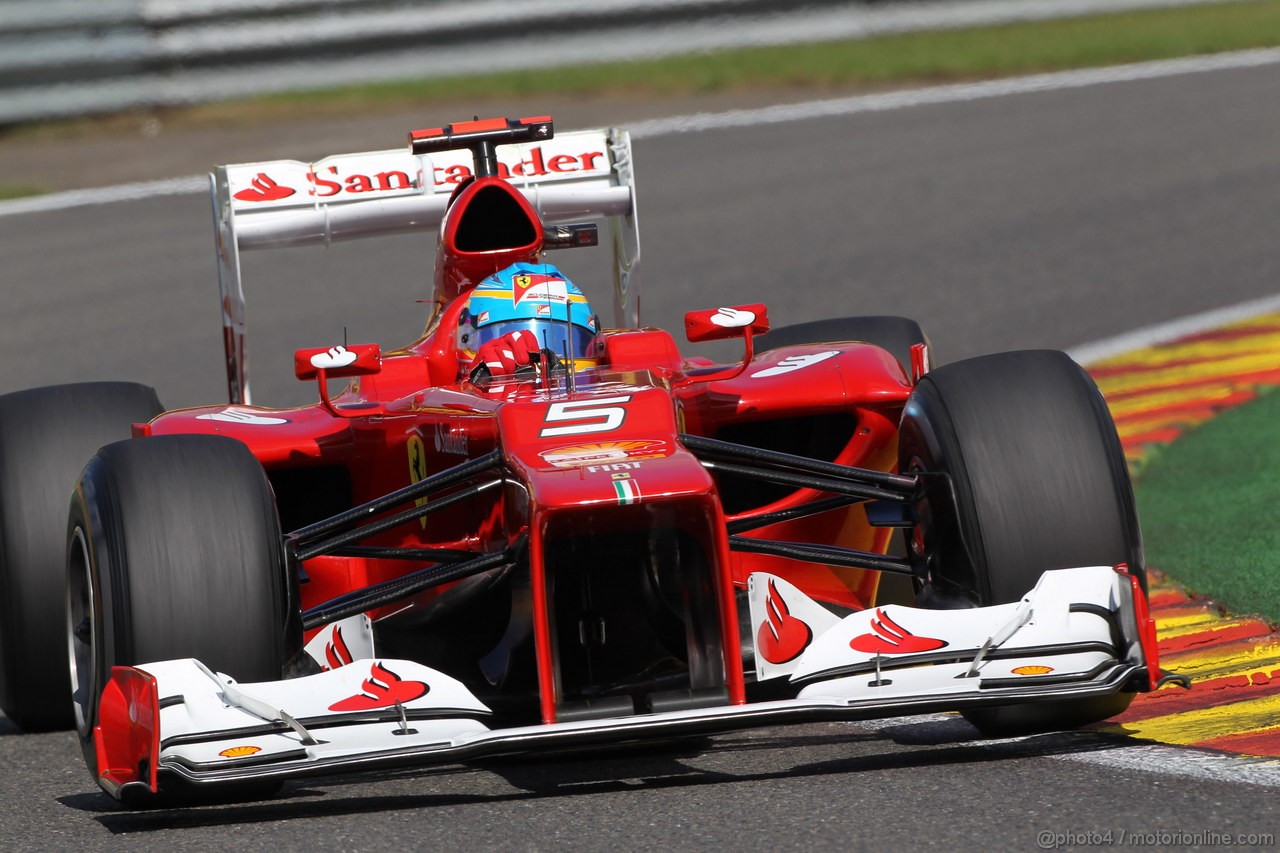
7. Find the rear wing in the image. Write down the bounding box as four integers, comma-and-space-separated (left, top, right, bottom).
211, 127, 639, 404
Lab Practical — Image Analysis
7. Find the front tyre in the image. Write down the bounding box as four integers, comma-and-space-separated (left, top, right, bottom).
898, 350, 1143, 734
67, 434, 298, 779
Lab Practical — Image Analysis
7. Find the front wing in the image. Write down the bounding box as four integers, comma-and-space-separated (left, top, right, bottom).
93, 566, 1157, 802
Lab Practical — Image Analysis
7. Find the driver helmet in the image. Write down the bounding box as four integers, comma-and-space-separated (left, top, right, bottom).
458, 263, 600, 368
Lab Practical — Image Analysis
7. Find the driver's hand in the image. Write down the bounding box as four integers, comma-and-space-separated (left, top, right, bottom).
469, 330, 540, 383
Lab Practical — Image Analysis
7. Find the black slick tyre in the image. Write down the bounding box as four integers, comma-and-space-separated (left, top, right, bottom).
897, 350, 1144, 734
0, 382, 162, 731
67, 434, 298, 786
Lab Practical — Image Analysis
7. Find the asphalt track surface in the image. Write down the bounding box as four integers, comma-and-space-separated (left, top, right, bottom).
2, 63, 1280, 849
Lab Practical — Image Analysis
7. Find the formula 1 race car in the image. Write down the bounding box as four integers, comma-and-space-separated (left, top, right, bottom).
0, 116, 1162, 806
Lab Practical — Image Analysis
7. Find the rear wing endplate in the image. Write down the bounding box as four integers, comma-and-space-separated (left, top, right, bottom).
211, 127, 639, 404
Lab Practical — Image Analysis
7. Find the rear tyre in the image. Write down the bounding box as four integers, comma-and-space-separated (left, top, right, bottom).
898, 350, 1143, 735
67, 434, 298, 786
757, 315, 930, 377
0, 383, 162, 731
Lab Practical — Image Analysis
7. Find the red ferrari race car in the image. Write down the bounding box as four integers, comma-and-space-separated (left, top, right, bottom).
0, 117, 1166, 806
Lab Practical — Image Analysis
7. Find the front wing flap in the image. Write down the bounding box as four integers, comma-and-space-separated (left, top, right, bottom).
94, 567, 1154, 802
750, 565, 1151, 690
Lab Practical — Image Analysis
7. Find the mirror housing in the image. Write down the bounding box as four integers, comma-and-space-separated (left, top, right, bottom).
678, 304, 770, 385
293, 344, 382, 381
684, 304, 769, 343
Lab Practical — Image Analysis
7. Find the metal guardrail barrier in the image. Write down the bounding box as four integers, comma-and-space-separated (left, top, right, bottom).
1, 0, 782, 123
0, 0, 1250, 126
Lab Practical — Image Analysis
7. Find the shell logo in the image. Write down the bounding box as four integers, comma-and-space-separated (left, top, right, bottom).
1011, 665, 1054, 676
219, 745, 263, 758
539, 440, 668, 469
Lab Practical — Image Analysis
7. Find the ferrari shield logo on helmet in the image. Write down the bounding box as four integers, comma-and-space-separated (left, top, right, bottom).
512, 272, 567, 305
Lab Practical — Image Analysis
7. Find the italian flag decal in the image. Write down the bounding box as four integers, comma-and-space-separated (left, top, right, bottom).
613, 478, 641, 505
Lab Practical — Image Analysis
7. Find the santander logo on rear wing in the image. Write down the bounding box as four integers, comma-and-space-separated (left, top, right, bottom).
223, 135, 616, 213
214, 127, 634, 252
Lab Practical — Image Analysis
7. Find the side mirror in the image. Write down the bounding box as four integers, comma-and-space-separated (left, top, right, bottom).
293, 344, 382, 380
678, 305, 770, 385
294, 344, 383, 418
684, 304, 769, 343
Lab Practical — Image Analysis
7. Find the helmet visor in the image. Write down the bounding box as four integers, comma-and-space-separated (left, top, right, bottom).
475, 319, 596, 361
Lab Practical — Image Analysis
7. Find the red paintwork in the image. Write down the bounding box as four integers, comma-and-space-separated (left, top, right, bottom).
528, 519, 556, 723
293, 343, 383, 380
411, 116, 552, 141
599, 329, 684, 372
95, 666, 160, 794
684, 304, 769, 342
142, 139, 915, 724
433, 177, 543, 303
1117, 565, 1161, 691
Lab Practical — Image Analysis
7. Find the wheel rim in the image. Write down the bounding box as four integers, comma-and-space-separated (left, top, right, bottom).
66, 526, 96, 735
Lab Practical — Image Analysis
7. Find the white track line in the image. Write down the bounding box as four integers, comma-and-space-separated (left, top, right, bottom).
0, 175, 206, 218
628, 48, 1280, 138
1060, 741, 1280, 789
3, 47, 1280, 219
1068, 293, 1280, 365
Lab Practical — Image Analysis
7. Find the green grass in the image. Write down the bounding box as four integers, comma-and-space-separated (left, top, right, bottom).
0, 185, 45, 200
246, 0, 1280, 113
1135, 386, 1280, 622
